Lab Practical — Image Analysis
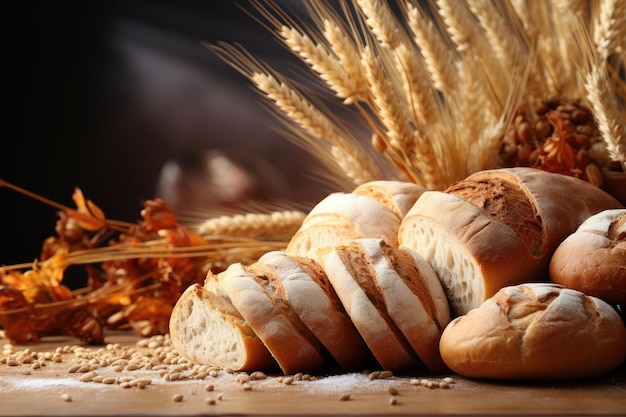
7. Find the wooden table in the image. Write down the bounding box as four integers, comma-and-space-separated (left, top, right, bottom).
1, 331, 625, 416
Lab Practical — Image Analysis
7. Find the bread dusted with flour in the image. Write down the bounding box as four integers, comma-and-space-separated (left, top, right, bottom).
550, 209, 626, 305
352, 180, 426, 219
319, 238, 451, 372
217, 262, 328, 374
257, 251, 370, 371
399, 167, 623, 315
439, 283, 626, 380
169, 284, 276, 372
285, 192, 400, 263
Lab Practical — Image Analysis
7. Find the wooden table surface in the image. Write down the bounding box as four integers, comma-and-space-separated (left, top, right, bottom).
1, 331, 625, 416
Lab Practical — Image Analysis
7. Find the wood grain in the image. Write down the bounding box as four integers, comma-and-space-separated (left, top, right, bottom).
1, 331, 625, 416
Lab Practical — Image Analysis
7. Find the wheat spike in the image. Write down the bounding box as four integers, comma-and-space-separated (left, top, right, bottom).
356, 0, 402, 50
197, 210, 306, 240
405, 1, 458, 95
593, 0, 626, 60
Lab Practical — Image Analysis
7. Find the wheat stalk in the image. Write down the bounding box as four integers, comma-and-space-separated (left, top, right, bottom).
197, 210, 306, 240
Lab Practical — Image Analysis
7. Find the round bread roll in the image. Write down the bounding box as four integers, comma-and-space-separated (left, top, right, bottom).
550, 208, 626, 305
352, 180, 426, 219
286, 192, 400, 263
399, 167, 623, 315
319, 238, 451, 372
439, 283, 626, 381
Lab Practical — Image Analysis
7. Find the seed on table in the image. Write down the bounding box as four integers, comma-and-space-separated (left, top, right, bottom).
60, 393, 72, 402
388, 387, 398, 396
205, 397, 216, 405
205, 384, 215, 392
389, 396, 398, 406
172, 394, 184, 402
338, 393, 351, 401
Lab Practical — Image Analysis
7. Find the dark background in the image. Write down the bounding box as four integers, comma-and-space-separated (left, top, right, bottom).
1, 1, 334, 266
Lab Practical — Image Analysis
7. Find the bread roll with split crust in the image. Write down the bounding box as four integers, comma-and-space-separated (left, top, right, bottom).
352, 180, 426, 219
217, 262, 327, 374
258, 251, 370, 371
286, 192, 400, 263
319, 238, 451, 372
169, 284, 276, 372
399, 167, 623, 316
439, 283, 626, 381
550, 208, 626, 305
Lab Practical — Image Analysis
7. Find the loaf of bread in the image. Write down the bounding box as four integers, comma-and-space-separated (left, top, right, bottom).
550, 208, 626, 305
399, 167, 623, 315
285, 192, 400, 262
256, 251, 370, 371
169, 284, 276, 372
318, 238, 450, 372
439, 283, 626, 380
352, 180, 426, 219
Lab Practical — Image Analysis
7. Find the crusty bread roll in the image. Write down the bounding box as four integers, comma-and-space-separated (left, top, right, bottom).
319, 238, 451, 372
217, 262, 328, 374
550, 208, 626, 305
439, 283, 626, 381
256, 251, 371, 371
169, 284, 276, 372
352, 180, 426, 219
285, 192, 400, 263
399, 167, 623, 315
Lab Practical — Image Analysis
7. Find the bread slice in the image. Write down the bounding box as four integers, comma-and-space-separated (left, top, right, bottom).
352, 180, 426, 219
217, 262, 328, 374
286, 192, 400, 262
169, 284, 276, 372
319, 238, 450, 372
550, 208, 626, 305
399, 167, 623, 315
257, 251, 371, 371
439, 283, 626, 380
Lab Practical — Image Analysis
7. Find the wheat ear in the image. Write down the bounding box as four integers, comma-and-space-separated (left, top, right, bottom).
197, 210, 306, 240
593, 0, 626, 61
356, 0, 402, 50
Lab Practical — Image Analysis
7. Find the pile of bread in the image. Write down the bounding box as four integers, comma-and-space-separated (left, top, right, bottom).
170, 167, 626, 381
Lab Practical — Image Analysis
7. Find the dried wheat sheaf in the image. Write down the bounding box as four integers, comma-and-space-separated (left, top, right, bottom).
211, 0, 626, 191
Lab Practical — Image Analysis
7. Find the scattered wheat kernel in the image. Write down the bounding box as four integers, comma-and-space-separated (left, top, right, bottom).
205, 398, 216, 405
439, 382, 450, 389
389, 396, 398, 406
242, 383, 252, 391
206, 384, 215, 392
172, 394, 184, 403
379, 370, 394, 379
251, 371, 267, 380
388, 387, 398, 396
282, 376, 294, 385
209, 370, 218, 377
60, 393, 72, 402
7, 359, 19, 367
443, 377, 455, 384
338, 393, 351, 401
217, 392, 224, 401
31, 362, 41, 370
102, 377, 117, 385
368, 371, 381, 380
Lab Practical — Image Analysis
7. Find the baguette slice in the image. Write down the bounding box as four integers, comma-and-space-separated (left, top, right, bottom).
258, 251, 371, 371
286, 192, 400, 262
319, 238, 450, 372
169, 284, 276, 372
399, 167, 623, 316
218, 262, 328, 374
439, 283, 626, 381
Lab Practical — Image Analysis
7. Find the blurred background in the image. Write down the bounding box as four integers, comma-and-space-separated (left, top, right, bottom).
1, 1, 336, 267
